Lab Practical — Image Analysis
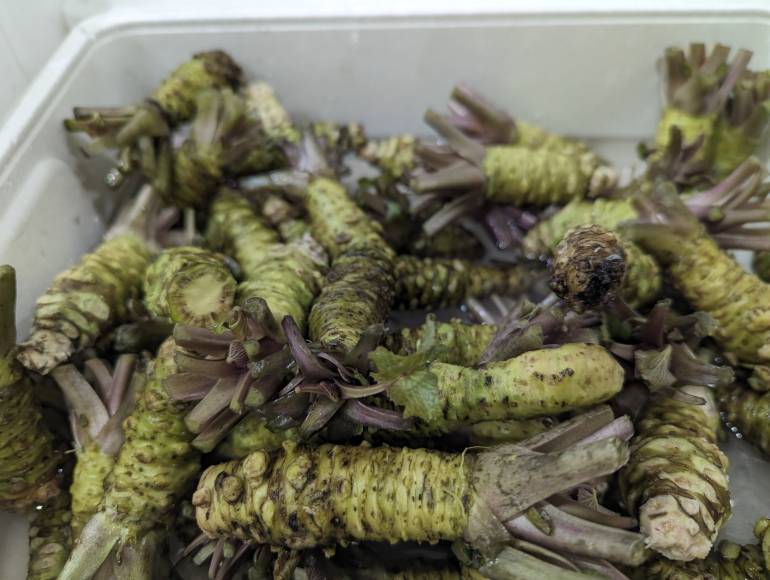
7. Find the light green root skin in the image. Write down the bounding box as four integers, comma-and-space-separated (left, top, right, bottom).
655, 233, 770, 365
18, 234, 151, 374
27, 490, 71, 580
216, 414, 300, 459
394, 256, 528, 310
621, 241, 663, 308
654, 108, 718, 166
422, 343, 623, 426
752, 251, 770, 283
0, 359, 60, 510
101, 338, 198, 539
278, 219, 311, 244
524, 197, 637, 256
359, 135, 417, 180
172, 138, 224, 208
306, 178, 396, 351
244, 81, 300, 144
306, 177, 390, 259
384, 319, 498, 367
143, 246, 236, 327
194, 442, 471, 548
464, 418, 554, 446
70, 443, 114, 538
309, 244, 395, 351
482, 145, 593, 206
713, 120, 760, 178
637, 540, 767, 579
620, 387, 730, 561
718, 382, 770, 455
152, 50, 242, 123
207, 191, 324, 331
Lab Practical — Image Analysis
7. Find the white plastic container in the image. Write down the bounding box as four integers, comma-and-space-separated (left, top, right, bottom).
2, 3, 770, 578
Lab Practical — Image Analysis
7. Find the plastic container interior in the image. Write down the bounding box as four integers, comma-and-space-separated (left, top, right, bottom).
1, 6, 769, 578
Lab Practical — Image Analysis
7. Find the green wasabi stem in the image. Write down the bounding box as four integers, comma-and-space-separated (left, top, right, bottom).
27, 490, 72, 580
172, 88, 273, 208
620, 386, 730, 561
408, 226, 485, 259
143, 246, 237, 327
714, 69, 770, 177
216, 413, 301, 459
394, 256, 530, 310
624, 180, 770, 384
17, 234, 152, 375
51, 355, 141, 537
756, 517, 770, 570
305, 175, 396, 352
651, 44, 752, 172
58, 338, 198, 580
0, 266, 62, 510
370, 342, 623, 428
384, 317, 499, 367
636, 533, 768, 579
64, 51, 242, 189
206, 188, 326, 334
194, 417, 630, 551
717, 382, 770, 455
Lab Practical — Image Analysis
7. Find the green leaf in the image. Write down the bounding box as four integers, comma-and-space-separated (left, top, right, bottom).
369, 346, 442, 422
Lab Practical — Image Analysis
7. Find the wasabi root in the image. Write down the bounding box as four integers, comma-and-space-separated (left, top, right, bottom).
549, 225, 627, 311
27, 490, 71, 580
64, 51, 242, 189
17, 234, 152, 374
625, 180, 770, 381
718, 382, 770, 455
206, 188, 326, 333
51, 355, 140, 536
651, 44, 751, 173
57, 338, 199, 580
620, 386, 730, 561
370, 342, 623, 427
144, 246, 237, 327
194, 420, 630, 550
0, 266, 61, 510
394, 256, 529, 310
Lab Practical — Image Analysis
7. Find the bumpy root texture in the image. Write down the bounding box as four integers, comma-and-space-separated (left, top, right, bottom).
172, 88, 274, 208
652, 43, 752, 171
51, 355, 141, 536
64, 51, 242, 189
718, 382, 770, 455
637, 523, 769, 580
17, 234, 152, 374
624, 178, 770, 381
27, 490, 72, 580
371, 331, 623, 429
620, 386, 730, 561
57, 338, 199, 580
714, 68, 770, 177
143, 246, 236, 327
194, 420, 630, 551
304, 175, 396, 352
0, 266, 61, 510
550, 225, 626, 312
394, 255, 530, 310
359, 134, 418, 180
205, 188, 326, 334
383, 316, 499, 367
